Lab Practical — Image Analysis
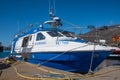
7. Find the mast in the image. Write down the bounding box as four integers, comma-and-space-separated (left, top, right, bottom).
44, 0, 62, 28
49, 0, 55, 18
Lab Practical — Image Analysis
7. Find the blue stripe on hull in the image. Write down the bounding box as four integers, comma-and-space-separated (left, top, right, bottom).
24, 51, 111, 73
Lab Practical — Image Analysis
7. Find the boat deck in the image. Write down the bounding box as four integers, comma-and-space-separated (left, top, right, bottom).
0, 61, 120, 80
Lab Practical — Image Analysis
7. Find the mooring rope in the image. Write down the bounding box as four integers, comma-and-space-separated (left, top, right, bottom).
12, 62, 120, 80
88, 43, 96, 73
39, 44, 89, 65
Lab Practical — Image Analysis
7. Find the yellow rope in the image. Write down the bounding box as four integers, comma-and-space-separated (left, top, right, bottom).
26, 62, 87, 79
12, 66, 42, 80
12, 63, 71, 80
25, 62, 120, 79
26, 62, 64, 74
12, 61, 120, 80
82, 67, 120, 79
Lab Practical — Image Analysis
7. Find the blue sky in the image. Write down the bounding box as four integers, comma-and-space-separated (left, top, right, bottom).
0, 0, 120, 46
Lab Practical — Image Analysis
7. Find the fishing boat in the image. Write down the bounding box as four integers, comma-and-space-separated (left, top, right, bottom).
11, 0, 114, 73
112, 48, 120, 55
0, 42, 3, 52
108, 47, 120, 59
0, 46, 3, 52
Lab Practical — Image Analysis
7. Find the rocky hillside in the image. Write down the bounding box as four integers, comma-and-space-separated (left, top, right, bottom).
78, 24, 120, 46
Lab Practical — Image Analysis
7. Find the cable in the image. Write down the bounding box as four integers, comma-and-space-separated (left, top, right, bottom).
88, 43, 96, 73
39, 44, 89, 65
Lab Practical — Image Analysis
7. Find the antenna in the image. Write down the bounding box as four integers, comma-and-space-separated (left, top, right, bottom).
45, 0, 62, 28
49, 0, 56, 18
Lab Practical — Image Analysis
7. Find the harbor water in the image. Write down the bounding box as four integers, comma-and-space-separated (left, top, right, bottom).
0, 50, 10, 58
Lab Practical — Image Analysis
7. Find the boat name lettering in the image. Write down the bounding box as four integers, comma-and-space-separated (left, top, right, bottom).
35, 42, 46, 45
56, 41, 69, 45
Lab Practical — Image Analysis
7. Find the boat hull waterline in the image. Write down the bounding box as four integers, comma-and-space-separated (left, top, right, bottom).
17, 50, 111, 73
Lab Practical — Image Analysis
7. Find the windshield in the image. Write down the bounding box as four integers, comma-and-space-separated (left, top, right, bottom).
61, 31, 75, 38
47, 31, 63, 37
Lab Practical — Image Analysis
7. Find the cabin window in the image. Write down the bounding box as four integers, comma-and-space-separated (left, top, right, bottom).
22, 36, 29, 47
36, 33, 45, 41
29, 35, 32, 41
61, 31, 75, 38
47, 31, 63, 37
